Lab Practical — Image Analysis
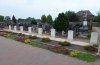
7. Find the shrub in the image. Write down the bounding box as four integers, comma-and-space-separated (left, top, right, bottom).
17, 33, 25, 36
24, 39, 31, 44
29, 36, 37, 39
76, 53, 96, 62
87, 33, 91, 38
58, 41, 71, 46
84, 45, 97, 52
41, 38, 50, 42
30, 41, 43, 47
69, 50, 80, 57
3, 34, 12, 38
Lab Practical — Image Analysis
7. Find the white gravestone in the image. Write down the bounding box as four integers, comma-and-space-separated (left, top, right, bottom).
14, 26, 17, 31
62, 31, 65, 36
38, 28, 42, 35
51, 29, 55, 37
20, 26, 23, 32
90, 32, 98, 45
96, 45, 100, 55
83, 21, 87, 26
28, 27, 32, 33
9, 25, 11, 31
68, 30, 73, 40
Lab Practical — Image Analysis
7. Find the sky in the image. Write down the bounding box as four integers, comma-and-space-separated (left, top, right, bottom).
0, 0, 100, 19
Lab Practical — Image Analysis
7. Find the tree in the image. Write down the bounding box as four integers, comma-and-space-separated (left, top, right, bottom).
0, 15, 4, 21
41, 15, 46, 23
47, 14, 53, 25
5, 16, 11, 21
31, 18, 37, 25
26, 17, 33, 22
93, 12, 100, 22
53, 13, 69, 31
65, 11, 79, 22
12, 15, 16, 24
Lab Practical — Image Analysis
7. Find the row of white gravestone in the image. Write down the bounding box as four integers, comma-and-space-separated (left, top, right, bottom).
9, 25, 98, 43
8, 25, 100, 55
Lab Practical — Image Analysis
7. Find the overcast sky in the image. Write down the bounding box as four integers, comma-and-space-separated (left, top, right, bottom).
0, 0, 100, 19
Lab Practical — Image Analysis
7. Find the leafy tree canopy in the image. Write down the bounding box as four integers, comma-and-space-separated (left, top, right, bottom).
5, 16, 11, 21
47, 14, 53, 25
65, 11, 79, 22
0, 15, 4, 21
41, 15, 46, 23
12, 15, 16, 24
93, 12, 100, 22
53, 13, 69, 31
31, 18, 37, 25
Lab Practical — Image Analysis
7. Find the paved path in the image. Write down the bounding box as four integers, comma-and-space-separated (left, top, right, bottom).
0, 36, 100, 65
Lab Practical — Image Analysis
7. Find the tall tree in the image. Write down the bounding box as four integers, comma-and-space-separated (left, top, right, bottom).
12, 15, 16, 24
65, 11, 79, 22
53, 13, 69, 31
41, 15, 46, 23
47, 14, 53, 25
5, 16, 11, 21
0, 15, 4, 21
31, 18, 37, 25
93, 12, 100, 22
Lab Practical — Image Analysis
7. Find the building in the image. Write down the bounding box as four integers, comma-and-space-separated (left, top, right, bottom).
77, 10, 94, 21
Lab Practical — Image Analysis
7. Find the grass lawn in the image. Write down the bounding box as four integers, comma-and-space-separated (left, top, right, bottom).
76, 52, 96, 62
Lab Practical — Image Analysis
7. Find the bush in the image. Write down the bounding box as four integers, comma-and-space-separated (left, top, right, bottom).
17, 33, 25, 36
30, 41, 42, 47
41, 38, 50, 42
29, 36, 37, 39
84, 45, 97, 52
87, 33, 91, 38
58, 41, 71, 46
24, 39, 31, 44
3, 34, 12, 38
69, 50, 80, 57
76, 53, 96, 62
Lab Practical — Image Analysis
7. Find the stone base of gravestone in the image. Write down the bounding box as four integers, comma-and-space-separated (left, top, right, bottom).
96, 45, 100, 55
68, 30, 73, 40
51, 29, 55, 37
38, 28, 42, 35
90, 32, 98, 45
20, 26, 23, 32
28, 27, 32, 33
9, 25, 11, 31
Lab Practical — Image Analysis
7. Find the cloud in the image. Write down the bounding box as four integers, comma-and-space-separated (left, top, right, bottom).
0, 0, 100, 19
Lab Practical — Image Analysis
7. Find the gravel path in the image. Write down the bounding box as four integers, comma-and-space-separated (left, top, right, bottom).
0, 36, 100, 65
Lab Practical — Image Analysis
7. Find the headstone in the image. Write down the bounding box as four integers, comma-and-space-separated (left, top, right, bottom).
38, 28, 42, 35
83, 20, 87, 26
28, 27, 32, 33
90, 32, 98, 45
96, 45, 100, 55
68, 30, 73, 40
20, 26, 23, 32
62, 31, 64, 36
14, 26, 17, 31
51, 29, 55, 37
9, 25, 11, 31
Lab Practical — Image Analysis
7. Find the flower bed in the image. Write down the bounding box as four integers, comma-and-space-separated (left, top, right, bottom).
0, 31, 97, 62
